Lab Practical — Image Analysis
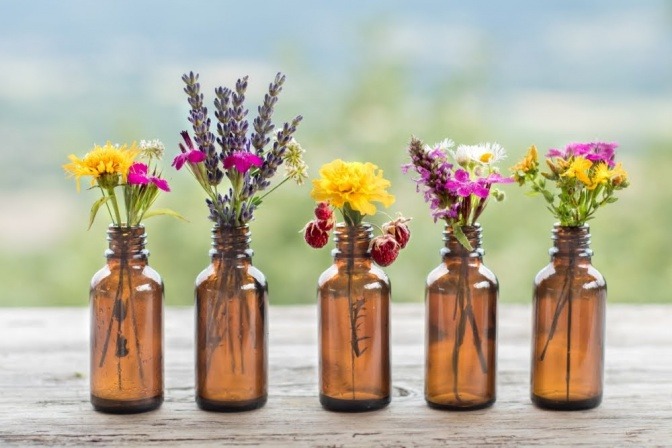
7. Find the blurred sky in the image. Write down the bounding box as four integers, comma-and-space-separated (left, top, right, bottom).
0, 0, 670, 304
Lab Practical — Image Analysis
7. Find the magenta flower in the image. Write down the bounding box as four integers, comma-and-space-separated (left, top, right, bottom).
484, 172, 514, 185
547, 142, 618, 168
223, 151, 263, 174
445, 169, 489, 199
127, 162, 171, 192
172, 131, 206, 170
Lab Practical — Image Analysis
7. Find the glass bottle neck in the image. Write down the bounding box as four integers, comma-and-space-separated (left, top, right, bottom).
550, 224, 593, 259
332, 223, 373, 260
105, 225, 148, 261
211, 225, 253, 260
441, 224, 484, 258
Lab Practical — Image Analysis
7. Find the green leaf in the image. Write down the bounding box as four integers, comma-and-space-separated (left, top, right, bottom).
250, 196, 263, 207
89, 196, 111, 230
142, 208, 189, 222
453, 225, 473, 251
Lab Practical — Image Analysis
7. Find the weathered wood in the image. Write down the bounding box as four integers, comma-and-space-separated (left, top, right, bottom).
0, 305, 670, 447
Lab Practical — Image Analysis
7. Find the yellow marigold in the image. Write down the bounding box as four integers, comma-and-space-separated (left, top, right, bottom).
610, 162, 628, 187
562, 156, 592, 186
311, 159, 395, 216
63, 142, 139, 191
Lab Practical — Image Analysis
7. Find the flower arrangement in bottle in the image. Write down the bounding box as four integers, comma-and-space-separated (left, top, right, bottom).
63, 139, 176, 413
303, 159, 410, 411
404, 137, 510, 409
174, 71, 305, 227
512, 141, 629, 410
174, 71, 305, 411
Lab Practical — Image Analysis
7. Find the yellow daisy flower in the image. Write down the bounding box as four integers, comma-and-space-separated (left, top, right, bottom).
64, 142, 139, 191
562, 156, 592, 186
587, 163, 610, 190
311, 159, 395, 216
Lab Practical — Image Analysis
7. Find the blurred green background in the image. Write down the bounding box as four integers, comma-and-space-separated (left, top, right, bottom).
0, 1, 669, 306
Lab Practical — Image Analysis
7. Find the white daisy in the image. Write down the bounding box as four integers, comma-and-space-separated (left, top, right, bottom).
452, 142, 506, 166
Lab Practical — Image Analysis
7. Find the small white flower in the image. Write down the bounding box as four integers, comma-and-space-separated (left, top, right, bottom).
139, 139, 165, 160
283, 138, 309, 185
452, 142, 507, 166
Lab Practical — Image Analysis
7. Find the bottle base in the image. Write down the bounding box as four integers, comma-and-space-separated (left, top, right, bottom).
196, 395, 267, 412
91, 394, 163, 414
319, 394, 390, 412
531, 393, 602, 410
426, 397, 495, 411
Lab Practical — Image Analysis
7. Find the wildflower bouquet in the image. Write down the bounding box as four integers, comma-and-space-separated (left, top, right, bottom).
303, 159, 410, 266
64, 140, 175, 228
512, 142, 629, 226
404, 137, 512, 249
174, 72, 305, 228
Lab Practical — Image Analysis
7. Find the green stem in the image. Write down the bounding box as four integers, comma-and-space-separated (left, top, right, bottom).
256, 176, 290, 203
107, 187, 123, 227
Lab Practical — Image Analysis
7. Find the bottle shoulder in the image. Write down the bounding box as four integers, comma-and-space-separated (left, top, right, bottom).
534, 260, 606, 289
195, 260, 267, 289
318, 263, 390, 289
90, 262, 163, 289
427, 259, 498, 288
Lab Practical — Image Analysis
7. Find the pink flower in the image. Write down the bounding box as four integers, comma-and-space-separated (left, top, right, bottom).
445, 169, 489, 198
484, 172, 514, 185
127, 162, 171, 192
223, 151, 263, 174
172, 131, 206, 170
172, 150, 206, 170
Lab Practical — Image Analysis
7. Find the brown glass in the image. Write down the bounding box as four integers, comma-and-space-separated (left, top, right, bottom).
318, 223, 391, 412
90, 225, 163, 413
195, 226, 268, 412
425, 224, 497, 410
531, 225, 606, 410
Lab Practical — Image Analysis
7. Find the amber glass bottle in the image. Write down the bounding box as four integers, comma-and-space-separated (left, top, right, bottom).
425, 224, 497, 410
531, 225, 606, 410
90, 225, 164, 413
318, 223, 391, 412
195, 225, 268, 412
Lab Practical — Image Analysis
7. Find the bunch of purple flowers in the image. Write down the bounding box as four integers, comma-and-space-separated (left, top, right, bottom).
174, 72, 303, 228
404, 137, 512, 248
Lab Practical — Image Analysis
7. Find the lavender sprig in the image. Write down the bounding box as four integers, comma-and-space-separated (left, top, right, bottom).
182, 72, 222, 186
177, 71, 304, 228
251, 73, 285, 154
251, 115, 303, 194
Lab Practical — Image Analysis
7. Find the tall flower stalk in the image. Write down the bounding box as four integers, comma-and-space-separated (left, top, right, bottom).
512, 141, 629, 398
404, 136, 510, 399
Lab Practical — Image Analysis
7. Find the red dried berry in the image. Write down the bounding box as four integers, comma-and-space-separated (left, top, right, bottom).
370, 234, 400, 267
316, 215, 334, 232
314, 202, 333, 221
383, 217, 411, 249
304, 220, 329, 248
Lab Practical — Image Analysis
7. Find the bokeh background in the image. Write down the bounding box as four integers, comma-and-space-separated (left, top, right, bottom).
1, 0, 670, 306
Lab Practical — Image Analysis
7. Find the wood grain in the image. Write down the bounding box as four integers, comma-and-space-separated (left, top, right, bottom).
0, 305, 670, 447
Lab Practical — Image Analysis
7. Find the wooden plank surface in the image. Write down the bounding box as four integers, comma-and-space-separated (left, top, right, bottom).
0, 304, 670, 447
